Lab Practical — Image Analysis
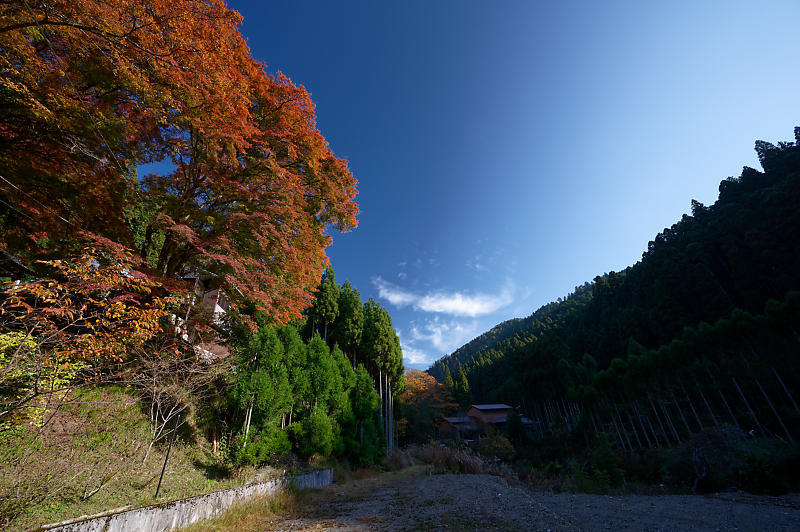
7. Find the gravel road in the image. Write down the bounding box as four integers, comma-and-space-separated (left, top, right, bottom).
271, 469, 800, 531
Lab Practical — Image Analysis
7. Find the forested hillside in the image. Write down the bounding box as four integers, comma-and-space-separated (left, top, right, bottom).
430, 131, 800, 451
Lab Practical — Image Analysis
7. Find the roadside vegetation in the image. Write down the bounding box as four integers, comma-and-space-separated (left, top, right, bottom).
0, 2, 408, 530
0, 386, 261, 532
182, 491, 304, 532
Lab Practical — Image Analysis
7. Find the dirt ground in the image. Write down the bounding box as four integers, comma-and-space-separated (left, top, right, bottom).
270, 468, 800, 531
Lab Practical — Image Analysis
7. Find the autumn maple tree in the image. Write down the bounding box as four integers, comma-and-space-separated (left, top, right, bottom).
0, 248, 180, 421
0, 0, 358, 322
396, 369, 457, 443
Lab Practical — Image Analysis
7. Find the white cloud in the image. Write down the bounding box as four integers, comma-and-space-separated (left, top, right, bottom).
372, 276, 514, 317
410, 317, 480, 354
397, 271, 408, 280
401, 343, 431, 365
415, 289, 511, 316
373, 276, 416, 307
396, 331, 433, 365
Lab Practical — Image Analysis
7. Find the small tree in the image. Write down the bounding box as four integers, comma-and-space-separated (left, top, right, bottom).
309, 268, 339, 341
455, 365, 472, 410
232, 326, 292, 449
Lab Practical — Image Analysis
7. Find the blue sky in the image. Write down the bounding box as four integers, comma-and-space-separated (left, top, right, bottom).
229, 0, 800, 370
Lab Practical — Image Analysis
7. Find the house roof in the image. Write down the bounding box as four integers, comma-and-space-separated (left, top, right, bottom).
469, 404, 512, 411
443, 416, 473, 424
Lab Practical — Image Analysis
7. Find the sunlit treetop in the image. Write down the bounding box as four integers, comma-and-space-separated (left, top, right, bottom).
0, 0, 358, 323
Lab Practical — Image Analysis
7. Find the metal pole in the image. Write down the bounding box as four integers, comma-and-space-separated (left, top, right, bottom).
155, 415, 180, 500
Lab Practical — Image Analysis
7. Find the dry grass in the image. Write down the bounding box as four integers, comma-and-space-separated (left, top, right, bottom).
385, 449, 415, 470
409, 443, 487, 474
406, 443, 520, 483
0, 386, 255, 532
181, 491, 304, 532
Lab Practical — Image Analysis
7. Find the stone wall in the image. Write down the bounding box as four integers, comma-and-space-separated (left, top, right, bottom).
41, 469, 332, 532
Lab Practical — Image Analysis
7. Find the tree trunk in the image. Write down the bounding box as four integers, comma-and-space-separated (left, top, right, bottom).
649, 396, 672, 446
635, 400, 660, 447
156, 238, 173, 274
612, 400, 633, 450
632, 402, 653, 448
243, 401, 253, 448
387, 375, 391, 455
718, 386, 742, 431
697, 388, 720, 428
732, 377, 764, 435
755, 378, 793, 443
773, 367, 800, 418
625, 409, 644, 449
679, 382, 704, 430
544, 400, 553, 429
615, 406, 632, 451
611, 414, 627, 452
141, 225, 153, 260
658, 397, 681, 443
385, 379, 389, 454
386, 375, 391, 455
588, 405, 600, 438
669, 388, 693, 438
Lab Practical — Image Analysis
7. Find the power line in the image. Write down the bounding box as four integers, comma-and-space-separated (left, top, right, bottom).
0, 197, 35, 221
20, 0, 130, 179
0, 174, 74, 227
8, 1, 138, 231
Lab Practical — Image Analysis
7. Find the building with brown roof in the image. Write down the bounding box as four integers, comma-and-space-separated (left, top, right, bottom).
440, 404, 535, 440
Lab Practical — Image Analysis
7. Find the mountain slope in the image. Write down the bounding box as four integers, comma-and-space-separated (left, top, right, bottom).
429, 130, 800, 416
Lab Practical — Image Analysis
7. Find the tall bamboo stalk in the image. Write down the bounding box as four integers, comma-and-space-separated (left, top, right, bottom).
773, 367, 800, 418
658, 397, 681, 443
625, 409, 644, 448
631, 402, 653, 448
649, 396, 673, 445
636, 400, 661, 447
679, 381, 703, 430
669, 388, 693, 437
755, 378, 793, 443
588, 405, 600, 438
718, 386, 741, 431
697, 388, 720, 428
732, 377, 764, 435
614, 402, 633, 450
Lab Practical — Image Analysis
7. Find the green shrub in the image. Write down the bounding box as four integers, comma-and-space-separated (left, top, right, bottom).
234, 425, 290, 466
477, 429, 515, 461
655, 428, 800, 493
289, 411, 335, 458
588, 437, 624, 487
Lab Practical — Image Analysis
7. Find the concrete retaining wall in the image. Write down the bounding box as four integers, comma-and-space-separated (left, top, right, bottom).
41, 469, 332, 532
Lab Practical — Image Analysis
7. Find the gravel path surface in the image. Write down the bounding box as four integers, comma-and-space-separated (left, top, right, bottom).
271, 469, 800, 531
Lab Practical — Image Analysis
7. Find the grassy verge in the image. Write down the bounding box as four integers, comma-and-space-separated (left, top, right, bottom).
0, 386, 258, 532
181, 491, 304, 532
